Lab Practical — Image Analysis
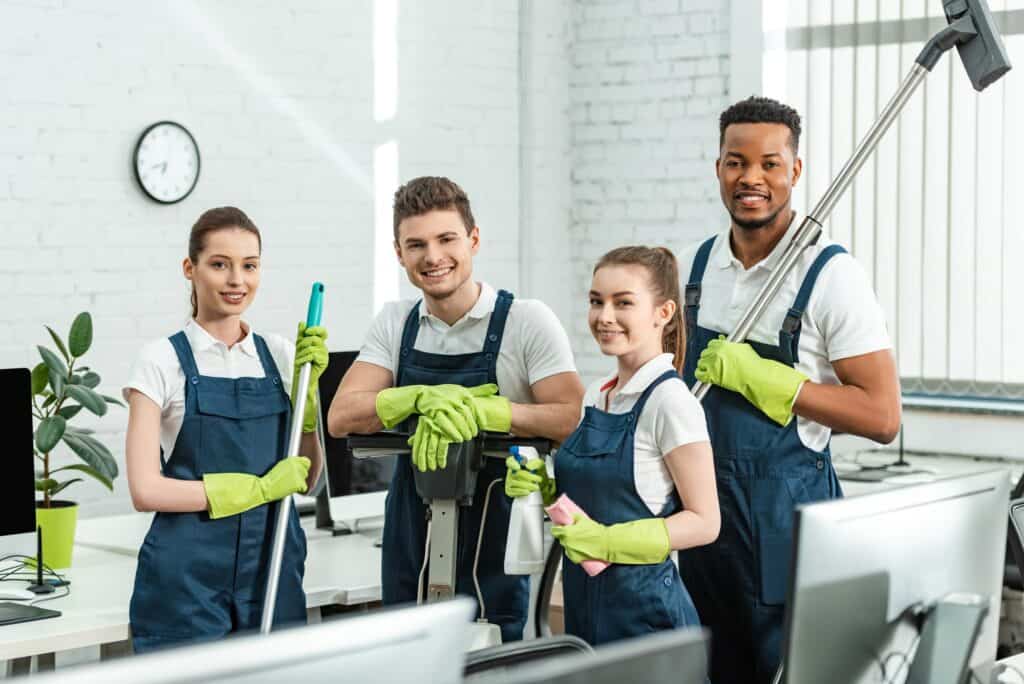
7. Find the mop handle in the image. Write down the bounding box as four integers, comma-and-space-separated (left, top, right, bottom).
261, 282, 324, 635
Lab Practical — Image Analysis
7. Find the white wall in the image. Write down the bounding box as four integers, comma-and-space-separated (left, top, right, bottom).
568, 0, 732, 380
0, 0, 523, 516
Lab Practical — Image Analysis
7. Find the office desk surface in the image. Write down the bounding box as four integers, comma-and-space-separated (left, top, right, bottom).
835, 450, 1020, 498
74, 511, 338, 557
0, 547, 135, 660
0, 515, 383, 661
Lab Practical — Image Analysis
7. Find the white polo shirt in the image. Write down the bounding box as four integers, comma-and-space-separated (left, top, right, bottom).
122, 319, 295, 457
677, 223, 892, 451
357, 282, 577, 405
581, 353, 710, 515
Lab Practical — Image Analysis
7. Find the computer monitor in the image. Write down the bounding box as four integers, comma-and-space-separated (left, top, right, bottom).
34, 598, 476, 683
0, 368, 40, 558
471, 627, 709, 684
316, 351, 391, 531
781, 470, 1009, 683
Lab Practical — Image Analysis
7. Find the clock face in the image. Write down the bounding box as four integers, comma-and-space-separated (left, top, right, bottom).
133, 122, 200, 204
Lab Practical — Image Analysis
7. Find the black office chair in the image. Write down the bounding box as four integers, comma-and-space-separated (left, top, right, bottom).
463, 634, 592, 678
1004, 473, 1024, 590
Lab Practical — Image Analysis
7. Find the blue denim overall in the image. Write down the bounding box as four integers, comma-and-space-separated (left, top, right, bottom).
677, 236, 845, 683
381, 290, 528, 643
129, 332, 307, 653
555, 369, 700, 647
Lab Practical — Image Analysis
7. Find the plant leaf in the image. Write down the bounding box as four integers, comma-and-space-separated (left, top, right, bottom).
31, 363, 49, 395
68, 374, 82, 385
68, 312, 93, 358
35, 478, 58, 492
49, 479, 83, 497
37, 345, 67, 377
41, 394, 58, 409
57, 404, 83, 421
66, 385, 107, 416
64, 424, 94, 435
45, 326, 70, 363
82, 372, 101, 389
34, 415, 66, 453
51, 464, 112, 491
62, 432, 118, 480
100, 394, 125, 408
48, 368, 65, 398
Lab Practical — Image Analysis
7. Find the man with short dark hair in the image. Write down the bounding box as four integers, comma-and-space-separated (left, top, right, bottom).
677, 97, 901, 683
328, 176, 584, 642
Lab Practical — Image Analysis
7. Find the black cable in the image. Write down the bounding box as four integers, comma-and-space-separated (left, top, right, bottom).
30, 586, 70, 605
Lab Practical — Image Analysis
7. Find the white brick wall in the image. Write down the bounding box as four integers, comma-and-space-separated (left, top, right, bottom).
568, 0, 732, 381
0, 1, 523, 516
1, 0, 736, 517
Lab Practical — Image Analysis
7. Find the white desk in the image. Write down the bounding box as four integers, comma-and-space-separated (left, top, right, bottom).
0, 512, 383, 667
995, 652, 1024, 683
834, 450, 1019, 498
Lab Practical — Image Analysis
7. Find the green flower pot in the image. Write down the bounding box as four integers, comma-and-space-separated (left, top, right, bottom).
35, 501, 79, 570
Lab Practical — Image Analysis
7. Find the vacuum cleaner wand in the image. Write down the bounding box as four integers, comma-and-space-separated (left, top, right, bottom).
692, 0, 1011, 403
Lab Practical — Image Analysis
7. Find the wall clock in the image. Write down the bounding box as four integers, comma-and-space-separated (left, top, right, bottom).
133, 121, 200, 204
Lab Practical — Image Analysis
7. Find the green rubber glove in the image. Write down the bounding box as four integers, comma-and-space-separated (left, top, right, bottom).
505, 456, 556, 505
376, 385, 424, 429
376, 384, 500, 442
414, 384, 493, 442
694, 336, 807, 427
292, 323, 329, 433
465, 394, 511, 433
551, 515, 671, 565
406, 415, 451, 472
204, 456, 311, 520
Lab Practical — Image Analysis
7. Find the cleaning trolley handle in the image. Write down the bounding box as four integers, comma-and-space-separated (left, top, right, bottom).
261, 282, 324, 634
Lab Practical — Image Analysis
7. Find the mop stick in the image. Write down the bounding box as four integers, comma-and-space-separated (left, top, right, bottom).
260, 282, 324, 634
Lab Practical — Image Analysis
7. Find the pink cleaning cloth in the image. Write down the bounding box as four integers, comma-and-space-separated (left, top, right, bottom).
546, 493, 610, 577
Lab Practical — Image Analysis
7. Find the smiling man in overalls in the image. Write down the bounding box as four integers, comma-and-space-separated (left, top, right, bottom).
676, 97, 902, 683
328, 176, 584, 642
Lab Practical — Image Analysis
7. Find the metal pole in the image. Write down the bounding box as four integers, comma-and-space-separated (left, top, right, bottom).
690, 64, 929, 401
261, 283, 324, 634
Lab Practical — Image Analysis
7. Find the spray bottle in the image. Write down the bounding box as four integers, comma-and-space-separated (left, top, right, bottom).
503, 446, 547, 575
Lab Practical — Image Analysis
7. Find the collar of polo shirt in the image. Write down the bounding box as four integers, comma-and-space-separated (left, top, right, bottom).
184, 319, 260, 358
418, 281, 499, 323
716, 214, 800, 273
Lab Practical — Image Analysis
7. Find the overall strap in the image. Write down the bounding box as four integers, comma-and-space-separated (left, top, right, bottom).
168, 331, 200, 414
778, 244, 848, 365
629, 370, 683, 425
398, 301, 422, 362
684, 237, 717, 335
482, 290, 514, 358
252, 334, 285, 388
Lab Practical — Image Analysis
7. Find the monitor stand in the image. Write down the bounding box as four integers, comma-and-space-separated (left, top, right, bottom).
906, 593, 988, 684
315, 489, 386, 539
839, 427, 932, 483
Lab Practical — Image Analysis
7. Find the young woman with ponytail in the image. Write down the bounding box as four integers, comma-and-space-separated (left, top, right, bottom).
122, 207, 328, 652
505, 245, 720, 646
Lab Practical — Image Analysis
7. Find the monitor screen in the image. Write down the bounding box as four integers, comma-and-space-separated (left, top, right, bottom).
317, 351, 394, 496
782, 470, 1009, 683
0, 368, 38, 537
31, 598, 476, 684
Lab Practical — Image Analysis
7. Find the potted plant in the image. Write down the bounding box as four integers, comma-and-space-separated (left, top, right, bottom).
32, 312, 122, 569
